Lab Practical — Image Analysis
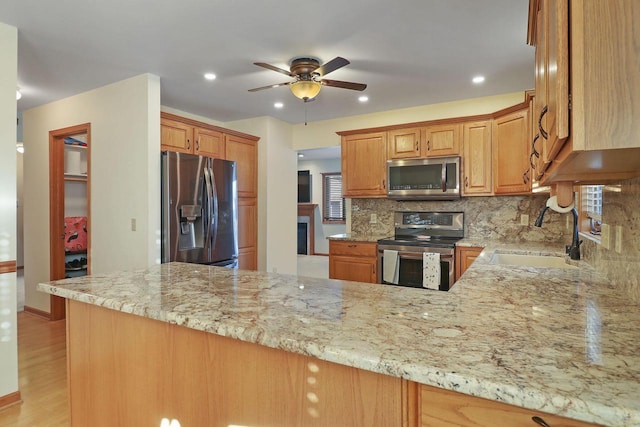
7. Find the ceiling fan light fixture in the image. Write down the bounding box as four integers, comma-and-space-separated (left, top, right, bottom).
290, 80, 321, 101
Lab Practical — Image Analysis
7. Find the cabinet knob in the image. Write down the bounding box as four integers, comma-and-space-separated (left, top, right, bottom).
415, 141, 419, 151
382, 179, 386, 190
187, 139, 191, 150
465, 176, 469, 187
196, 139, 200, 150
427, 140, 431, 151
538, 106, 549, 140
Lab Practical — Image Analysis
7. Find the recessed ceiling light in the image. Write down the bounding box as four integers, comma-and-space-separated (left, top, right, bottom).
358, 95, 369, 103
472, 76, 485, 84
298, 153, 304, 158
204, 73, 216, 80
274, 102, 284, 109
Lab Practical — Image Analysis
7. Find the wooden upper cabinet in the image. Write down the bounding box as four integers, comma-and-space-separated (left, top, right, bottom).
423, 123, 461, 157
462, 121, 492, 196
388, 128, 421, 159
341, 132, 388, 198
161, 118, 194, 153
194, 128, 224, 159
225, 134, 257, 199
528, 0, 640, 184
531, 0, 569, 169
492, 107, 531, 195
388, 124, 461, 159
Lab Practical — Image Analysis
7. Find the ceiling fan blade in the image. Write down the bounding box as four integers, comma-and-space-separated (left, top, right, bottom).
321, 79, 367, 91
248, 82, 292, 92
253, 62, 295, 77
316, 57, 349, 76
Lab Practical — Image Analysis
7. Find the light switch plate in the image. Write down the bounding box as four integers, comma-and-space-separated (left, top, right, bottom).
131, 218, 137, 232
615, 225, 623, 253
601, 223, 610, 249
370, 213, 377, 224
520, 214, 529, 226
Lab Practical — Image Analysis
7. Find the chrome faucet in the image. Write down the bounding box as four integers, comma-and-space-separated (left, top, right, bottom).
534, 197, 582, 261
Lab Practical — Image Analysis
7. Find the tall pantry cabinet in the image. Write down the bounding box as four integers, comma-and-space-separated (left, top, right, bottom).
49, 123, 91, 320
160, 112, 259, 270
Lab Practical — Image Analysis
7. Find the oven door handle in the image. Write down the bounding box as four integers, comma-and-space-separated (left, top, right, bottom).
393, 252, 452, 261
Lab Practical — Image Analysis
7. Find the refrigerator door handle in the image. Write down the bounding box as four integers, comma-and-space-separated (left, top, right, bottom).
203, 165, 214, 256
209, 166, 219, 252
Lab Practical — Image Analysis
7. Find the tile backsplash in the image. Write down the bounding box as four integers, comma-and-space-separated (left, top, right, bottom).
581, 177, 640, 298
351, 194, 571, 244
352, 177, 640, 294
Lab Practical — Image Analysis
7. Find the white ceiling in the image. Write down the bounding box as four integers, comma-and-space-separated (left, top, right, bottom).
3, 0, 533, 125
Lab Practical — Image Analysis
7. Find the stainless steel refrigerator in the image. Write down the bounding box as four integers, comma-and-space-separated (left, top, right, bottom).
161, 151, 238, 268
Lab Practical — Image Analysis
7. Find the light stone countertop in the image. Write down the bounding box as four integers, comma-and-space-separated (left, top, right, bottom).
39, 244, 640, 427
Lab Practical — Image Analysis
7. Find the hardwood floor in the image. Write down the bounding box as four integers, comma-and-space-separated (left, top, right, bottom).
0, 312, 69, 426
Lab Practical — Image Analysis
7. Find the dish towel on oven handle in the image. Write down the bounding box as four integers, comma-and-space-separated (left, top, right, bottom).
383, 250, 400, 284
422, 252, 441, 290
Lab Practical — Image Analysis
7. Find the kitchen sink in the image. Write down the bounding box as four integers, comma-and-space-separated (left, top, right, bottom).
490, 253, 578, 269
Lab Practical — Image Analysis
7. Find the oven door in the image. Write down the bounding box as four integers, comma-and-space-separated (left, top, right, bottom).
378, 248, 454, 291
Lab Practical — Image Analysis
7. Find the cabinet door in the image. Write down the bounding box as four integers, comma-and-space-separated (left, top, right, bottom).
492, 108, 531, 195
541, 0, 569, 164
329, 256, 377, 283
161, 118, 194, 153
237, 198, 257, 270
462, 121, 492, 196
341, 132, 387, 198
194, 128, 225, 159
455, 246, 483, 281
424, 124, 461, 157
225, 134, 257, 198
388, 128, 421, 159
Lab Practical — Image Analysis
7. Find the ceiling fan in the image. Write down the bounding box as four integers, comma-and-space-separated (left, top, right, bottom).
248, 56, 367, 101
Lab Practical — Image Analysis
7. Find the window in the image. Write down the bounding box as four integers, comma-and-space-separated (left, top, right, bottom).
322, 172, 345, 223
578, 185, 603, 236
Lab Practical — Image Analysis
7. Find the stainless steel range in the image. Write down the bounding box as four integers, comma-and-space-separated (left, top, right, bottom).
377, 211, 464, 291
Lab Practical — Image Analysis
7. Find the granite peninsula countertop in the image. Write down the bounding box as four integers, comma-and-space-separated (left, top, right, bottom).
39, 244, 640, 427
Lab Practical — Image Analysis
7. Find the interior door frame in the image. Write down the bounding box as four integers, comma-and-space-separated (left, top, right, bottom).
49, 123, 91, 320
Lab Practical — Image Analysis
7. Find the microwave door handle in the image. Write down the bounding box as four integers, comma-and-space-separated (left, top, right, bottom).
441, 163, 447, 192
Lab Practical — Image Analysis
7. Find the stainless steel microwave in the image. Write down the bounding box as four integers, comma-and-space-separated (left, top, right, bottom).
387, 156, 461, 200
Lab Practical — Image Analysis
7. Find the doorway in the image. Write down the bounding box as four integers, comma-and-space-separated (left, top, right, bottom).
49, 123, 91, 320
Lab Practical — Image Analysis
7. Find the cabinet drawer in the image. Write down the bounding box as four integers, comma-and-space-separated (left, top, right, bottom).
329, 241, 377, 257
419, 384, 598, 427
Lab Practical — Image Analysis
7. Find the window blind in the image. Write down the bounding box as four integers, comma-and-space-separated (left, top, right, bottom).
323, 173, 345, 222
582, 185, 603, 221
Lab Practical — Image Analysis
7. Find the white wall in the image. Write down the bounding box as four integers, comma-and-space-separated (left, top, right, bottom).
0, 21, 19, 402
290, 92, 525, 150
224, 116, 298, 274
297, 158, 345, 254
23, 74, 161, 313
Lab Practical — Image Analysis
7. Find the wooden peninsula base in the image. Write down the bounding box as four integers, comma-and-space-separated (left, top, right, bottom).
66, 300, 595, 427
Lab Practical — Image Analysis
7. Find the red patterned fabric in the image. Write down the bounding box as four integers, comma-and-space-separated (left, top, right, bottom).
64, 216, 88, 253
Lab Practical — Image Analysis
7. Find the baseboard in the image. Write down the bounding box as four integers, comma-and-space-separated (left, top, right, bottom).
0, 391, 22, 411
314, 252, 329, 256
23, 306, 51, 320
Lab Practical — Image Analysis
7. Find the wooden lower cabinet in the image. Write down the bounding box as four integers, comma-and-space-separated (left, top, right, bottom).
329, 240, 378, 283
66, 300, 599, 427
66, 300, 403, 427
455, 246, 484, 281
416, 384, 597, 427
